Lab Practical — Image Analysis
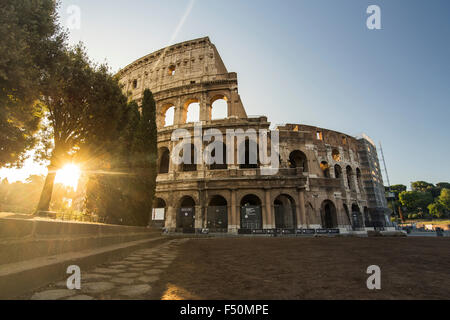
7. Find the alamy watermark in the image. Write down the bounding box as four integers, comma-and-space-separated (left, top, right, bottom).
366, 265, 381, 290
367, 5, 381, 30
170, 124, 280, 175
66, 5, 81, 30
66, 265, 81, 290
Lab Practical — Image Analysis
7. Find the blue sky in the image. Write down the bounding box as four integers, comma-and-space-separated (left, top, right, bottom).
3, 0, 449, 187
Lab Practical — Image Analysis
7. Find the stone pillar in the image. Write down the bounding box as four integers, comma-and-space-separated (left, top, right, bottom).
263, 188, 273, 229
227, 100, 232, 117
353, 174, 360, 194
342, 170, 350, 190
168, 140, 176, 180
200, 94, 211, 122
330, 165, 336, 178
194, 205, 203, 230
166, 206, 177, 231
229, 189, 238, 233
298, 188, 306, 228
174, 106, 183, 125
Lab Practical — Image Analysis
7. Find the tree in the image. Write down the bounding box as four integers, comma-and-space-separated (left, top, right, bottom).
389, 184, 407, 195
399, 190, 434, 216
129, 89, 158, 226
35, 45, 128, 212
0, 0, 65, 166
84, 91, 158, 226
428, 202, 445, 218
411, 181, 434, 192
411, 181, 441, 198
438, 188, 450, 212
436, 182, 450, 190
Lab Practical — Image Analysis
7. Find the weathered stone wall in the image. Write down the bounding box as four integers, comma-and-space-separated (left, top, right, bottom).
118, 37, 382, 233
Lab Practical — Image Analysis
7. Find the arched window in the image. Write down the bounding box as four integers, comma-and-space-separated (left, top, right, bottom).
209, 142, 227, 170
274, 194, 297, 229
351, 203, 363, 228
186, 101, 200, 123
321, 200, 337, 228
178, 196, 196, 232
334, 164, 342, 179
240, 194, 262, 230
320, 161, 330, 178
239, 139, 259, 169
332, 149, 340, 161
164, 106, 175, 127
158, 148, 170, 174
289, 150, 308, 172
168, 65, 176, 76
207, 195, 228, 232
356, 168, 362, 191
181, 144, 197, 172
211, 97, 228, 120
346, 166, 354, 190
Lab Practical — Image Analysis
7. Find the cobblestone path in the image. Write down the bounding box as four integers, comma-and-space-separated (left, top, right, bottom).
26, 238, 188, 300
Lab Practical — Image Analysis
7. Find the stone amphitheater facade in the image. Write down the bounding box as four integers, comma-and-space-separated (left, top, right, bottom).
118, 37, 391, 234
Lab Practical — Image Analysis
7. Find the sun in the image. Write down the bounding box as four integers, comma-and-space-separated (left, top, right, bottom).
54, 164, 81, 191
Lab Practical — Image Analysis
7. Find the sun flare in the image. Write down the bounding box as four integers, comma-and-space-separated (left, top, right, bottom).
54, 164, 81, 191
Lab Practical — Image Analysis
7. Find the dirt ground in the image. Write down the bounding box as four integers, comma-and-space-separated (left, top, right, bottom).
153, 236, 450, 300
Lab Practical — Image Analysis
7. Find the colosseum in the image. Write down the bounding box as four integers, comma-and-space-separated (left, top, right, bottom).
118, 37, 392, 235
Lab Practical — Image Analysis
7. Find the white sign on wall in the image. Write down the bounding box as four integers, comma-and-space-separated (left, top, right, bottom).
152, 208, 165, 221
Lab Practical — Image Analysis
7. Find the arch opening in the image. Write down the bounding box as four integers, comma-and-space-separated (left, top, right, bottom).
240, 194, 262, 230
180, 144, 197, 172
356, 168, 362, 191
320, 161, 330, 178
164, 106, 175, 127
185, 100, 200, 123
178, 196, 196, 233
207, 195, 228, 232
158, 147, 170, 174
289, 150, 308, 172
321, 200, 337, 228
346, 166, 354, 190
239, 139, 259, 169
211, 98, 228, 120
332, 149, 340, 162
351, 203, 363, 229
334, 164, 342, 179
274, 194, 297, 229
209, 142, 227, 170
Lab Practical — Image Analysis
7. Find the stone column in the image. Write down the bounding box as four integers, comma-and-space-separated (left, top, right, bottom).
168, 140, 177, 180
353, 174, 360, 194
199, 94, 211, 122
263, 188, 273, 229
229, 189, 238, 233
297, 188, 306, 228
166, 206, 177, 231
194, 205, 203, 230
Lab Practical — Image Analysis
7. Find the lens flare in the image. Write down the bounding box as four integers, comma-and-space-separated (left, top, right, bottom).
54, 164, 81, 191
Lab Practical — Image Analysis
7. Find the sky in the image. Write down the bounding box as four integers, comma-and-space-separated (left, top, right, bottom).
1, 0, 449, 187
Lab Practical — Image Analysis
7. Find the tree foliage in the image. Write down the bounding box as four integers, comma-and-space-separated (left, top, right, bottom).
36, 44, 129, 212
427, 188, 450, 218
0, 0, 65, 166
84, 90, 158, 226
399, 190, 434, 215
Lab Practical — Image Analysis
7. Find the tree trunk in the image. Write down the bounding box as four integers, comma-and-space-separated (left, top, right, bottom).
35, 165, 57, 214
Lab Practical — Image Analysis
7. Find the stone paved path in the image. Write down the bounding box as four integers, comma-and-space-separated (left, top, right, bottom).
27, 238, 188, 300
